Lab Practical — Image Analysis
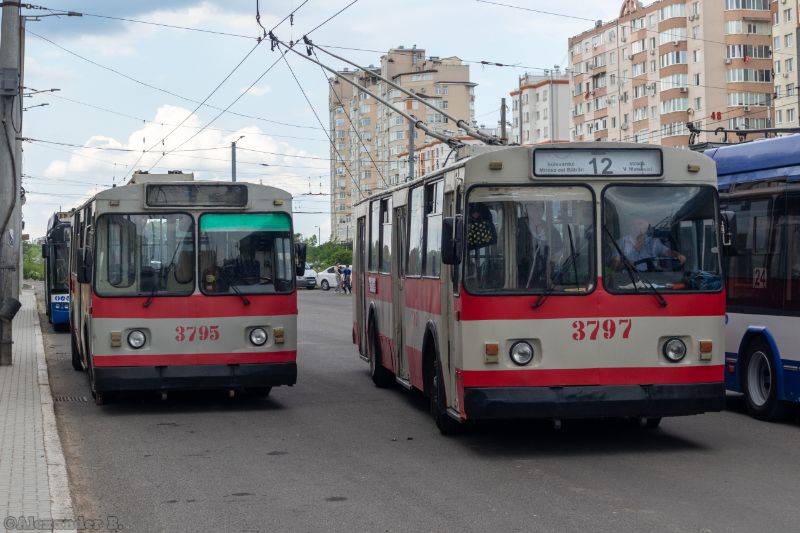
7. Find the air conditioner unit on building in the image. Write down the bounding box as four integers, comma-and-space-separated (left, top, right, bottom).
621, 36, 627, 42
627, 54, 634, 60
650, 49, 655, 55
724, 58, 732, 65
744, 105, 751, 112
784, 72, 790, 78
673, 40, 680, 46
680, 87, 688, 93
688, 14, 695, 21
621, 122, 629, 130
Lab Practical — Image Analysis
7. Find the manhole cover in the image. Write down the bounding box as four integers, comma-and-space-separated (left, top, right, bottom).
53, 395, 89, 403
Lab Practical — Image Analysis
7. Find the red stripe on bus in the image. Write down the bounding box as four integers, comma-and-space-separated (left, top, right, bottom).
366, 273, 393, 304
92, 351, 297, 367
458, 283, 723, 321
91, 293, 297, 319
404, 277, 441, 314
405, 346, 424, 390
459, 365, 724, 388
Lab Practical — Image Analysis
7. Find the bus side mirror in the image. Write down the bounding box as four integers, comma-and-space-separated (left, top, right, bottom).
76, 249, 93, 284
720, 210, 736, 253
441, 215, 463, 266
295, 242, 307, 276
41, 244, 49, 258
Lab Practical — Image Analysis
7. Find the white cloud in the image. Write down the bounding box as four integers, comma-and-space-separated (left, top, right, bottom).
240, 84, 271, 96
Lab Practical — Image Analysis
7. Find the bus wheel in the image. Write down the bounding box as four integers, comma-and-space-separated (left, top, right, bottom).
368, 318, 393, 388
70, 333, 83, 372
743, 340, 788, 421
429, 353, 462, 436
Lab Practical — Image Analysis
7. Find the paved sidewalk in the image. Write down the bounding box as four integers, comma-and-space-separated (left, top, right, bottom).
0, 289, 74, 532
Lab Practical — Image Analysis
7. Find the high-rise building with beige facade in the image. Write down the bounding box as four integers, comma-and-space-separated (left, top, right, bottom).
568, 0, 774, 148
509, 72, 572, 144
772, 0, 799, 128
329, 46, 474, 242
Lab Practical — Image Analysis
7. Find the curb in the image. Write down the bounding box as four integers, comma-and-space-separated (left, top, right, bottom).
31, 291, 77, 533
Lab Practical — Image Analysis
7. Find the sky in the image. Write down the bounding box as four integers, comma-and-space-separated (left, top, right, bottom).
18, 0, 622, 240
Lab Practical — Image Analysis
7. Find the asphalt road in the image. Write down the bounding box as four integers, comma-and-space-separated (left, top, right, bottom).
37, 285, 800, 533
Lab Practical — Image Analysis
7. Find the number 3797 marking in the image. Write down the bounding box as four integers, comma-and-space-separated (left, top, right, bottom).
175, 325, 220, 342
571, 319, 632, 341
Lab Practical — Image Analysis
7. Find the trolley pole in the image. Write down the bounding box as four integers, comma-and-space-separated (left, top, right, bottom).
0, 3, 22, 366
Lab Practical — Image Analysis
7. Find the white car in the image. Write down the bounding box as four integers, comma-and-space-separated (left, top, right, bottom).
296, 263, 318, 289
317, 265, 351, 291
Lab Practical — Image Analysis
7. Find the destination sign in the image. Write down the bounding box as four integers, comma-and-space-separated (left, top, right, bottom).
533, 148, 662, 177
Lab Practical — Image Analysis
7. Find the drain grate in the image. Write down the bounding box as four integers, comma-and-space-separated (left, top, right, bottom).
54, 352, 71, 361
53, 394, 89, 403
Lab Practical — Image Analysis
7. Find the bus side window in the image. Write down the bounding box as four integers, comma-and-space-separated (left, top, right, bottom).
407, 186, 424, 276
369, 200, 380, 272
380, 197, 392, 274
786, 193, 800, 312
424, 181, 443, 278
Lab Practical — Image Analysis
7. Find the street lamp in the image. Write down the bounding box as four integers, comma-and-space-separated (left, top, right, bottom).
231, 135, 244, 182
314, 225, 321, 245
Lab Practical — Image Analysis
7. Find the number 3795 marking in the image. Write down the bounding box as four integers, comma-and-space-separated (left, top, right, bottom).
571, 319, 632, 341
175, 325, 220, 342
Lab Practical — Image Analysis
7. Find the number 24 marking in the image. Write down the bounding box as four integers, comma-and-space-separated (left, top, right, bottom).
175, 325, 220, 342
572, 319, 632, 341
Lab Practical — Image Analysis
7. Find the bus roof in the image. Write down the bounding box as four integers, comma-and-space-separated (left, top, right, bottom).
705, 135, 800, 190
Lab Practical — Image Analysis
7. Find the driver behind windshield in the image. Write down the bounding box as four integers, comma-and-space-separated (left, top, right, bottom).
612, 218, 686, 272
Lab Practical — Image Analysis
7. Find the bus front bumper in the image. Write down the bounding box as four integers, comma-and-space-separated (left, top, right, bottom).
93, 362, 297, 392
463, 382, 725, 420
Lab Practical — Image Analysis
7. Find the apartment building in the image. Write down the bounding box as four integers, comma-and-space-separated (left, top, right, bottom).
509, 72, 571, 144
772, 0, 799, 128
568, 0, 774, 148
329, 46, 474, 242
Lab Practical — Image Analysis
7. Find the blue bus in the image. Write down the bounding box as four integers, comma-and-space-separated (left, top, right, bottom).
706, 136, 800, 420
42, 212, 71, 330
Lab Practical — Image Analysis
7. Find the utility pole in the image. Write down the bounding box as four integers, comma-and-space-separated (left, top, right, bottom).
518, 75, 524, 145
0, 3, 22, 366
408, 120, 415, 181
231, 141, 237, 182
500, 97, 507, 144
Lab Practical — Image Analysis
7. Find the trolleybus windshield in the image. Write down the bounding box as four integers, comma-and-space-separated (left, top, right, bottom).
49, 227, 70, 292
199, 213, 294, 295
465, 185, 595, 294
95, 213, 195, 297
602, 185, 722, 293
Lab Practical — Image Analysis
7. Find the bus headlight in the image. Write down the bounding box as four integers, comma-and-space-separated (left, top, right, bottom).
663, 338, 687, 362
510, 341, 534, 366
127, 330, 146, 349
249, 327, 268, 346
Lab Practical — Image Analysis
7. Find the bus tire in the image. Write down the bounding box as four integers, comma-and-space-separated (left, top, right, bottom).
429, 352, 462, 436
743, 339, 788, 421
368, 317, 393, 388
70, 332, 83, 372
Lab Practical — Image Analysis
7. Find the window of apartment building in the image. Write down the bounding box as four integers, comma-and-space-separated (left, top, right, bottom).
777, 109, 783, 124
788, 83, 796, 96
660, 51, 688, 68
661, 97, 689, 114
633, 106, 648, 121
650, 37, 656, 49
392, 116, 404, 126
661, 73, 688, 89
610, 51, 617, 65
785, 9, 793, 23
787, 58, 795, 72
359, 118, 371, 127
609, 73, 617, 86
693, 97, 702, 110
611, 116, 617, 128
335, 118, 345, 127
724, 0, 768, 9
392, 131, 405, 141
632, 38, 646, 55
535, 111, 541, 121
787, 34, 794, 48
526, 130, 530, 141
650, 60, 657, 72
632, 61, 646, 76
776, 85, 782, 98
360, 104, 370, 113
788, 108, 795, 123
775, 60, 782, 74
633, 84, 647, 99
651, 105, 658, 118
661, 3, 686, 20
335, 106, 344, 114
543, 90, 548, 101
659, 28, 687, 45
774, 36, 782, 50
693, 50, 702, 63
544, 126, 550, 137
726, 44, 771, 59
524, 112, 529, 123
727, 92, 770, 106
359, 92, 369, 100
335, 130, 346, 139
725, 21, 769, 34
634, 129, 649, 143
727, 68, 772, 82
693, 73, 701, 86
435, 85, 448, 95
773, 11, 779, 25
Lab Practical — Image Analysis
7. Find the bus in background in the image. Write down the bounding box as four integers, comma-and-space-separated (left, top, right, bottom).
706, 136, 800, 420
69, 172, 306, 403
42, 212, 71, 331
352, 143, 725, 434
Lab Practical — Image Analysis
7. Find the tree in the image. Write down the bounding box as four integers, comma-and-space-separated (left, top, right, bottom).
22, 242, 44, 281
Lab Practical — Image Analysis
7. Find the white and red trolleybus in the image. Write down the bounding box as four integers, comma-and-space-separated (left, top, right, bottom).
352, 143, 726, 433
69, 172, 306, 404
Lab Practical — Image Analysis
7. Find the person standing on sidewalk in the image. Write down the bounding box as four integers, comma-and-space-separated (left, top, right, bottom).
343, 265, 352, 294
334, 262, 342, 293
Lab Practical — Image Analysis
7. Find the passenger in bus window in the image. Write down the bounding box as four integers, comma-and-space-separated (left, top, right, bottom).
613, 218, 685, 273
520, 202, 563, 289
467, 203, 496, 250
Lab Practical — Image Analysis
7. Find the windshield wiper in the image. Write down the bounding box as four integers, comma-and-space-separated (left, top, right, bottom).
532, 239, 582, 309
603, 225, 667, 308
226, 280, 251, 306
143, 238, 185, 308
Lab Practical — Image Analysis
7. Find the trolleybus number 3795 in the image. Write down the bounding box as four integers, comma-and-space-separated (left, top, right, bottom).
571, 319, 632, 341
175, 325, 220, 342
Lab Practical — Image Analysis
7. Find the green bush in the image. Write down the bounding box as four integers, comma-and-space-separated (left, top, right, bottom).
23, 242, 44, 281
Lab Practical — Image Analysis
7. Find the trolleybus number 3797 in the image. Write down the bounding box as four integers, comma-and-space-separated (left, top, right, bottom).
175, 325, 221, 342
571, 318, 632, 342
